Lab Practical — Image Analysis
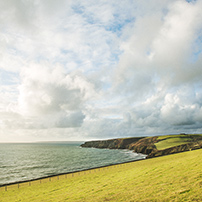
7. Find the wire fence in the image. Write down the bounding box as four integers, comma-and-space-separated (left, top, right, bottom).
0, 161, 134, 192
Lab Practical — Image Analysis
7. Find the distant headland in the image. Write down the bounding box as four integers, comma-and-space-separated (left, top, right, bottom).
81, 133, 202, 158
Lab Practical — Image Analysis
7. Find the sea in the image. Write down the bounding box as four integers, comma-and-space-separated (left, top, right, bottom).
0, 142, 146, 186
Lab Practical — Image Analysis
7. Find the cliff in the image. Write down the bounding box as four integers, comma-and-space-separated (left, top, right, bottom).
81, 134, 202, 158
81, 137, 144, 150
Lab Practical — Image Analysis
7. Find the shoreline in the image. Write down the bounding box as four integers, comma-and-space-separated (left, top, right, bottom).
0, 156, 146, 188
3, 133, 202, 189
1, 149, 202, 201
1, 147, 199, 188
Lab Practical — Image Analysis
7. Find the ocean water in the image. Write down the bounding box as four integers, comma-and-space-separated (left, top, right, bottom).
0, 142, 146, 186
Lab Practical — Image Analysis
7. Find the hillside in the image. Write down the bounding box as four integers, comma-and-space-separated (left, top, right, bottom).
81, 133, 202, 158
1, 148, 202, 201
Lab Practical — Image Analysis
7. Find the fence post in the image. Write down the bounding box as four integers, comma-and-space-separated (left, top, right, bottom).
5, 186, 7, 191
18, 184, 19, 189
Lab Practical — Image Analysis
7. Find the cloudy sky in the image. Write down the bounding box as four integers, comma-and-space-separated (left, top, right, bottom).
0, 0, 202, 142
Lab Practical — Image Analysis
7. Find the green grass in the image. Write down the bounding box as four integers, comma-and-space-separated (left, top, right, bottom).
155, 137, 190, 150
1, 149, 202, 201
155, 134, 202, 150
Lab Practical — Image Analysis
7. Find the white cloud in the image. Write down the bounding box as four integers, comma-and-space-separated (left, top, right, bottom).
1, 0, 202, 142
16, 63, 97, 129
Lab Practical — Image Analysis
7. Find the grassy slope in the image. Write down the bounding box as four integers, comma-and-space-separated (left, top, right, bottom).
1, 149, 202, 202
155, 134, 202, 150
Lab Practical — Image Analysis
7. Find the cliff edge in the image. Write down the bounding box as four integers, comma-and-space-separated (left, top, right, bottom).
81, 134, 202, 158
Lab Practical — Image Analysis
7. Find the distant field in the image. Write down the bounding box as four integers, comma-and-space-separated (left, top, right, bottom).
155, 134, 202, 150
1, 148, 202, 201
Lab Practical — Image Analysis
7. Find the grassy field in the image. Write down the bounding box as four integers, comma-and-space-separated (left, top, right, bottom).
1, 148, 202, 202
155, 134, 202, 150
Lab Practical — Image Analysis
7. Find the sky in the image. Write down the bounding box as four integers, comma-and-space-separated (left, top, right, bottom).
0, 0, 202, 142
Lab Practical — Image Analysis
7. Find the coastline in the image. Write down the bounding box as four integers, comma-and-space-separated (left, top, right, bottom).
81, 134, 202, 158
1, 148, 202, 201
2, 133, 202, 188
0, 156, 146, 188
0, 142, 144, 188
2, 146, 196, 188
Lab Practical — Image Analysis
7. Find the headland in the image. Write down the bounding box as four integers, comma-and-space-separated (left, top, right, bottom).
81, 133, 202, 158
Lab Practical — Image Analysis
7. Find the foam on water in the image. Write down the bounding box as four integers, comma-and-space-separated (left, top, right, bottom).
0, 142, 146, 185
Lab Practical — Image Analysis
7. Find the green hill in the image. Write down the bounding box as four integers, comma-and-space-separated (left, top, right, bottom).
1, 148, 202, 201
81, 133, 202, 158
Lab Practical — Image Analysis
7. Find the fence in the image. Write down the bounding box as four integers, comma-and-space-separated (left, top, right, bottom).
0, 161, 136, 192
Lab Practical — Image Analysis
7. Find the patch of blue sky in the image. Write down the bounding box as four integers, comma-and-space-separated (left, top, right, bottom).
7, 45, 29, 62
72, 4, 97, 25
50, 49, 77, 68
190, 34, 202, 63
61, 49, 71, 55
105, 17, 135, 37
7, 47, 27, 59
54, 50, 88, 74
0, 69, 20, 86
72, 3, 135, 33
105, 40, 123, 65
108, 50, 122, 66
71, 4, 85, 15
186, 0, 196, 3
100, 81, 112, 92
59, 46, 121, 75
146, 48, 152, 56
192, 50, 202, 63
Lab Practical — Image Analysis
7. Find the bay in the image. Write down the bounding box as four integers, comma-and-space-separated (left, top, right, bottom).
0, 142, 146, 185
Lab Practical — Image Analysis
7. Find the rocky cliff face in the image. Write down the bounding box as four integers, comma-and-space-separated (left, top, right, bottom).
81, 134, 202, 158
80, 136, 157, 156
128, 136, 158, 155
80, 137, 145, 150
